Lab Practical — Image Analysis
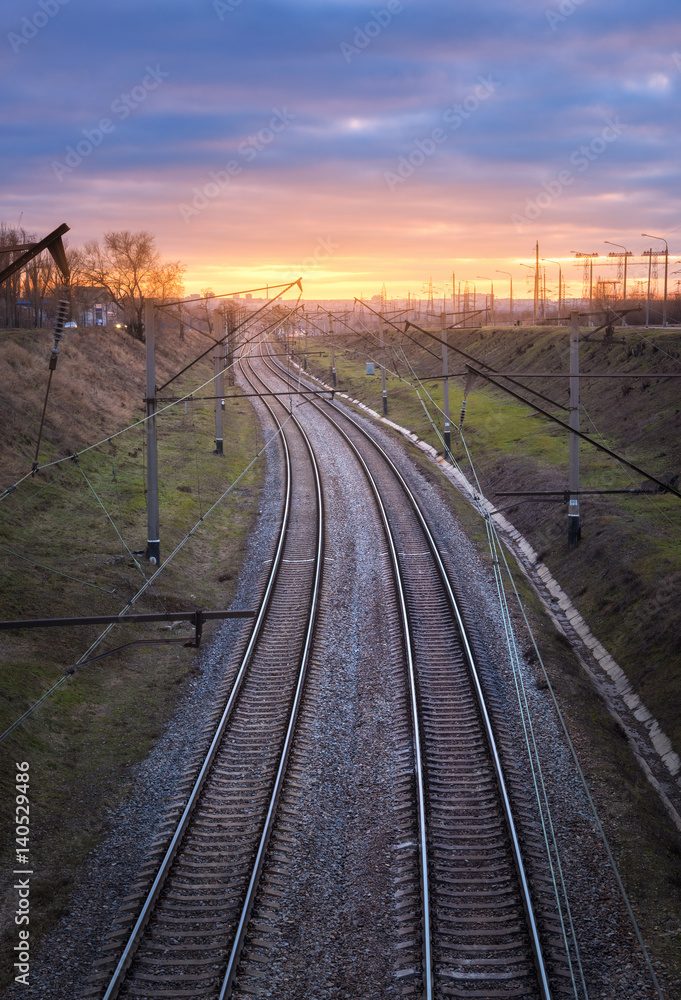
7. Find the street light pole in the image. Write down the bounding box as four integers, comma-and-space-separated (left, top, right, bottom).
642, 233, 668, 327
645, 248, 653, 329
496, 270, 513, 323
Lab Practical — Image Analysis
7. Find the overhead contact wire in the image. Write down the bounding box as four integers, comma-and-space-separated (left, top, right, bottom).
0, 418, 292, 745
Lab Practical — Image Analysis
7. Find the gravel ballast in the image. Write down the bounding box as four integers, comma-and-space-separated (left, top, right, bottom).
2, 369, 674, 999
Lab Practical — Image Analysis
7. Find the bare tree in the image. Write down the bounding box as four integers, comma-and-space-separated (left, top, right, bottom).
185, 288, 217, 339
77, 230, 184, 339
0, 223, 33, 328
24, 251, 55, 328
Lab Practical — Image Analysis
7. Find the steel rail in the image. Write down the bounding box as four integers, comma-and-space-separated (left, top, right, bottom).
99, 352, 297, 1000
256, 342, 434, 1000
264, 344, 553, 1000
216, 346, 325, 998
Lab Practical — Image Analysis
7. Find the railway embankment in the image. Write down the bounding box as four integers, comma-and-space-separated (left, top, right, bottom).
0, 325, 264, 988
301, 323, 681, 770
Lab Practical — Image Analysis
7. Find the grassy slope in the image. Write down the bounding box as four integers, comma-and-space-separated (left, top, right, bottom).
0, 326, 264, 986
302, 325, 681, 750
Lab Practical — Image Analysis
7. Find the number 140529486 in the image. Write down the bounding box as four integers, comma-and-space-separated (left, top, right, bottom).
15, 762, 30, 863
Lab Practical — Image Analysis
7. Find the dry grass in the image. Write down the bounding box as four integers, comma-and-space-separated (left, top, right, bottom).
0, 325, 265, 986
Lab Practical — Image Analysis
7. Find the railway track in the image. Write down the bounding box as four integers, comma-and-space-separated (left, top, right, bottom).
82, 339, 582, 999
256, 342, 581, 998
81, 352, 324, 999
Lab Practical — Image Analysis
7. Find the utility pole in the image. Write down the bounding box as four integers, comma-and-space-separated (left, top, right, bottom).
144, 298, 160, 565
645, 248, 652, 329
329, 315, 336, 386
534, 241, 540, 325
643, 233, 668, 327
543, 260, 563, 316
441, 312, 451, 459
380, 325, 388, 416
568, 311, 580, 550
304, 311, 308, 370
214, 311, 224, 455
542, 266, 546, 320
224, 307, 236, 386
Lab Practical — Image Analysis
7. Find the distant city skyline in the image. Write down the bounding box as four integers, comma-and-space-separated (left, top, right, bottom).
2, 0, 679, 299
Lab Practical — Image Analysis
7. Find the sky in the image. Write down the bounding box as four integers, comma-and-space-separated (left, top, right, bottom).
2, 0, 680, 300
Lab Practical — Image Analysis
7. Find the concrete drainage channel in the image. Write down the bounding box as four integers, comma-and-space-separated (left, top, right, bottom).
290, 360, 681, 834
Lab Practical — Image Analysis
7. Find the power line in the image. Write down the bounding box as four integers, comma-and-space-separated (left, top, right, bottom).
0, 413, 292, 744
0, 544, 116, 594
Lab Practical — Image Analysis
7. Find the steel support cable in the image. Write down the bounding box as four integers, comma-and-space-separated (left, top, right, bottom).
156, 284, 302, 393
0, 419, 291, 747
75, 460, 145, 577
356, 314, 442, 362
165, 280, 301, 308
397, 347, 453, 455
74, 460, 166, 610
469, 489, 586, 1000
100, 344, 297, 1000
287, 347, 517, 517
466, 365, 681, 500
493, 523, 666, 1000
456, 423, 663, 998
0, 307, 423, 506
218, 346, 325, 1000
281, 348, 667, 997
0, 292, 300, 501
0, 320, 292, 502
0, 544, 116, 595
268, 351, 551, 1000
358, 299, 567, 411
1, 466, 68, 520
457, 424, 583, 968
629, 330, 681, 365
580, 403, 681, 533
108, 443, 134, 589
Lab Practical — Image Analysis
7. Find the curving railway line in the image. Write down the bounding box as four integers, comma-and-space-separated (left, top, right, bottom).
81, 339, 584, 999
